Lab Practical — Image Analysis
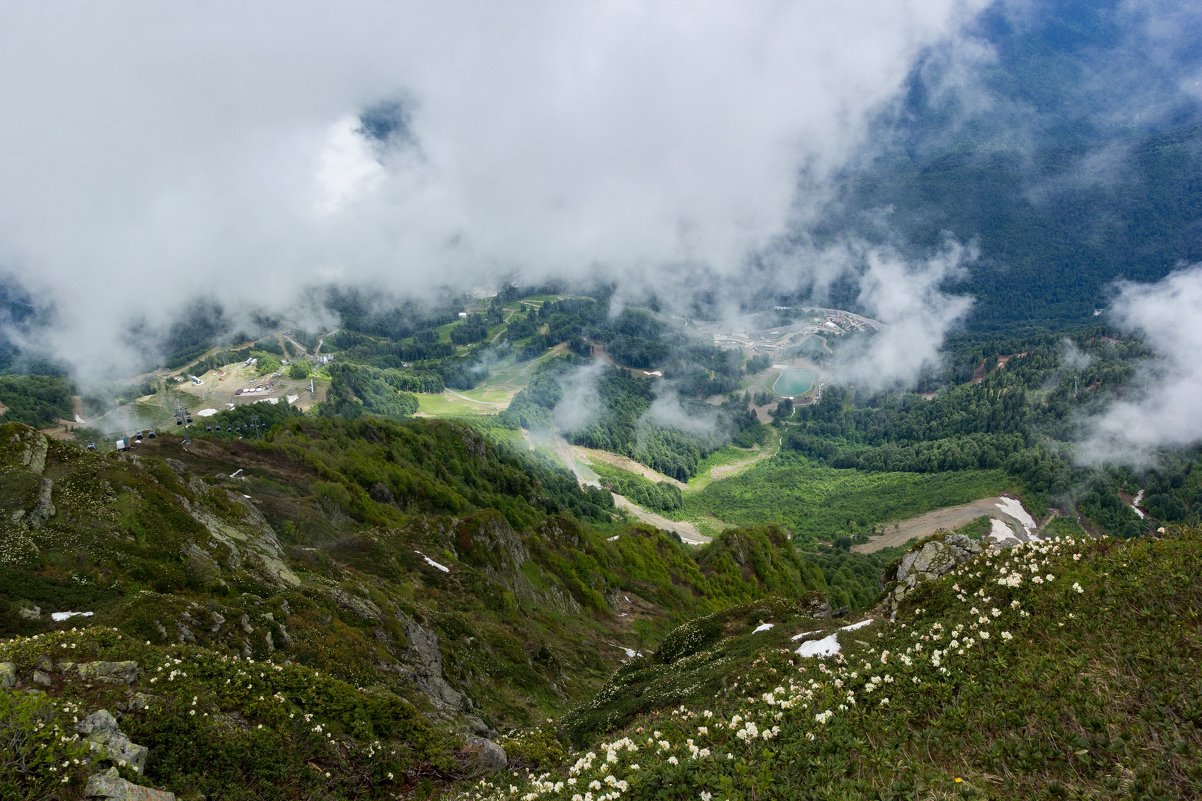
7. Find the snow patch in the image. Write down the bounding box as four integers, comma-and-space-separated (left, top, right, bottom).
414, 550, 450, 573
988, 518, 1017, 544
790, 630, 819, 641
196, 408, 219, 417
995, 496, 1038, 540
623, 647, 643, 659
1130, 489, 1146, 519
840, 618, 873, 632
752, 623, 774, 634
51, 611, 94, 622
796, 633, 841, 658
607, 535, 620, 541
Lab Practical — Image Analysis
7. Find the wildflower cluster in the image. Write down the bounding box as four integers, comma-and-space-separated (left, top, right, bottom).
458, 536, 1102, 800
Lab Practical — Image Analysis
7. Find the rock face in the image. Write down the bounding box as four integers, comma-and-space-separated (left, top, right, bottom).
77, 710, 150, 773
461, 737, 508, 771
84, 767, 176, 801
896, 534, 982, 586
887, 534, 986, 617
61, 661, 141, 684
0, 661, 16, 688
401, 616, 466, 713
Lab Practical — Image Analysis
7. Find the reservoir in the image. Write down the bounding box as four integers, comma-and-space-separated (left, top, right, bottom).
773, 367, 816, 397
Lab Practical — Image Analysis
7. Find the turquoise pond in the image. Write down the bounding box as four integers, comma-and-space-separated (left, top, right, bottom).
772, 367, 816, 396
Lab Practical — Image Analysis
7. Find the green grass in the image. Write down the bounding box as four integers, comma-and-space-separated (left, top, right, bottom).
417, 350, 561, 418
678, 451, 1014, 544
464, 528, 1202, 800
685, 441, 780, 494
417, 393, 502, 417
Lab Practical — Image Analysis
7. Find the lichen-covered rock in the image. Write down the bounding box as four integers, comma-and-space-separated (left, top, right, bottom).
399, 615, 466, 713
77, 710, 150, 773
0, 661, 17, 688
61, 659, 140, 683
84, 767, 176, 800
895, 535, 982, 587
28, 477, 56, 527
888, 534, 987, 618
61, 661, 141, 684
461, 737, 508, 771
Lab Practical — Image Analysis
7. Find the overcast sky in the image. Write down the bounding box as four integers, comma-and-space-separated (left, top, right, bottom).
3, 0, 1202, 466
0, 0, 993, 384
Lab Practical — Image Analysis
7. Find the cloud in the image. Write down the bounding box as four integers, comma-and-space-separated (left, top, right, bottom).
643, 384, 721, 439
1060, 338, 1093, 371
551, 362, 603, 436
1076, 264, 1202, 466
827, 238, 976, 390
0, 1, 990, 387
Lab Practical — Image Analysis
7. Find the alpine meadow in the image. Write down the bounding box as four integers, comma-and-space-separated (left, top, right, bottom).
2, 3, 1201, 800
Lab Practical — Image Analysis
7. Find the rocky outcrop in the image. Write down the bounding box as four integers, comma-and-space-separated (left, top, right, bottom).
84, 767, 175, 800
60, 660, 141, 684
400, 615, 465, 713
325, 585, 383, 621
0, 661, 16, 688
188, 486, 299, 589
886, 534, 985, 617
19, 430, 49, 475
77, 709, 150, 773
27, 477, 56, 527
896, 535, 983, 585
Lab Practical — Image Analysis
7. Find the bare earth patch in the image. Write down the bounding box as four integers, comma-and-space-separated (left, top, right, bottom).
575, 446, 686, 489
611, 494, 709, 544
852, 496, 1040, 553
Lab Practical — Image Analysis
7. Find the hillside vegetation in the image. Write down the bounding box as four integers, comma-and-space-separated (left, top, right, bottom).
0, 419, 893, 799
462, 527, 1202, 800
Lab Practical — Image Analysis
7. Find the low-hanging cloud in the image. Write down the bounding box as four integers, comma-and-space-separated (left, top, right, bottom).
0, 1, 993, 387
828, 238, 976, 390
643, 384, 722, 439
551, 362, 604, 437
1076, 264, 1202, 466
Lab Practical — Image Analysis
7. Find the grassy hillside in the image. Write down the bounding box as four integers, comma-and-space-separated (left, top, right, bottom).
463, 527, 1202, 800
679, 451, 1014, 544
0, 419, 897, 799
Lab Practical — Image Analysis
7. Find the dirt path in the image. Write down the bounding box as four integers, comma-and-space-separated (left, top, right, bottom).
612, 494, 709, 545
574, 446, 686, 488
444, 388, 508, 410
701, 441, 779, 484
853, 497, 1031, 554
314, 329, 339, 355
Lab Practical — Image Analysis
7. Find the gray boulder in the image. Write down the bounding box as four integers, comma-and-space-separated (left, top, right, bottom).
84, 767, 176, 800
462, 737, 507, 771
0, 661, 16, 688
895, 534, 982, 587
77, 710, 150, 773
888, 534, 985, 618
